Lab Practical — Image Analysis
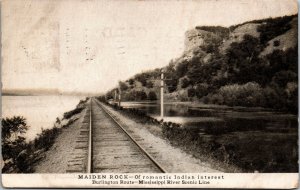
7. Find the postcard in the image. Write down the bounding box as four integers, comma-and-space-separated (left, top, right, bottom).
1, 0, 298, 188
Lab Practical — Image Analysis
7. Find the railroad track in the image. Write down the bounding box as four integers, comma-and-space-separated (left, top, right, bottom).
66, 98, 166, 173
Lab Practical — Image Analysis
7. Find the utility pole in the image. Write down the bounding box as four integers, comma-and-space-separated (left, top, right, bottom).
118, 87, 121, 107
114, 90, 117, 104
160, 69, 164, 119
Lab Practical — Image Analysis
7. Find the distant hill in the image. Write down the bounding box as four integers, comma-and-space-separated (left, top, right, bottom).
103, 15, 298, 113
2, 89, 60, 96
2, 89, 101, 96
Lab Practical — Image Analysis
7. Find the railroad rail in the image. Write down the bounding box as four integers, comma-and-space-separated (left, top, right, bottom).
66, 97, 167, 173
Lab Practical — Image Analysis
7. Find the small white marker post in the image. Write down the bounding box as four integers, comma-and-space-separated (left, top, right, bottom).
160, 70, 164, 119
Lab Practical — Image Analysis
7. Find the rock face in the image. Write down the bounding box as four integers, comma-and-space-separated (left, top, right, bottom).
180, 27, 225, 64
184, 23, 261, 56
260, 17, 298, 56
178, 15, 297, 65
184, 29, 208, 52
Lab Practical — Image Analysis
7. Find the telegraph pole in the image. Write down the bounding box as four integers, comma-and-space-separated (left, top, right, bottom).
118, 87, 121, 107
160, 69, 164, 119
114, 90, 117, 104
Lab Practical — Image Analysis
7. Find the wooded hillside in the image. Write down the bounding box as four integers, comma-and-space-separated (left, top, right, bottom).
105, 15, 298, 113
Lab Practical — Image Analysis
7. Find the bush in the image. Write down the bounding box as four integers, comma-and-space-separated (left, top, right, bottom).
285, 82, 298, 113
217, 82, 264, 107
63, 107, 84, 119
202, 96, 210, 104
211, 94, 224, 105
33, 127, 60, 150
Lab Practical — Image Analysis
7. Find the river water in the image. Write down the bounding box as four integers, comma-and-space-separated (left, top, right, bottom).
2, 95, 84, 141
121, 101, 298, 130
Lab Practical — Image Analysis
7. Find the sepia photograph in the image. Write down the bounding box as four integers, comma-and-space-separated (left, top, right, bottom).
1, 0, 298, 188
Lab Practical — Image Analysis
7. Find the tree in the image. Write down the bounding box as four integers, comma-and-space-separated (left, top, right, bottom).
119, 81, 128, 91
148, 91, 157, 100
187, 88, 196, 97
135, 73, 150, 86
226, 35, 263, 84
164, 65, 179, 93
180, 77, 190, 89
2, 116, 28, 144
135, 91, 147, 101
257, 15, 293, 44
146, 81, 154, 88
128, 79, 134, 85
175, 61, 189, 78
186, 58, 203, 85
2, 116, 29, 172
272, 71, 297, 88
195, 83, 209, 98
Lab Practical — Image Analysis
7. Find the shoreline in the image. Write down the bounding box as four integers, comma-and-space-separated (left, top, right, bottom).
33, 108, 87, 173
121, 100, 297, 115
1, 98, 89, 173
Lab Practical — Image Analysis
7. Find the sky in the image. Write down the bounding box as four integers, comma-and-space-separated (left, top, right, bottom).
2, 0, 298, 94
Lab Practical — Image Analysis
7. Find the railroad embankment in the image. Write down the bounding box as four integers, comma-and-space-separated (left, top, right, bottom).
33, 107, 86, 173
